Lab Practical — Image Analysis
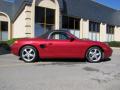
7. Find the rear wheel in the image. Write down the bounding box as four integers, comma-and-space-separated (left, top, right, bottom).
20, 46, 38, 63
86, 47, 103, 63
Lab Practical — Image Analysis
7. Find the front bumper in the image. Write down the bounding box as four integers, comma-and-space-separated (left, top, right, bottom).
103, 47, 113, 59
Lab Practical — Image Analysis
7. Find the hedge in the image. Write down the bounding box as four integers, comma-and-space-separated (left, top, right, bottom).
0, 38, 19, 46
6, 38, 19, 45
107, 41, 120, 47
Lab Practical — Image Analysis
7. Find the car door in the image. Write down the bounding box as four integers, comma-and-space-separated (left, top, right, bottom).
43, 32, 82, 58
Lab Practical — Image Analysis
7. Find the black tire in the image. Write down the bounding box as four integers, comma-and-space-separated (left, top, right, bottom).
20, 46, 38, 63
86, 47, 103, 63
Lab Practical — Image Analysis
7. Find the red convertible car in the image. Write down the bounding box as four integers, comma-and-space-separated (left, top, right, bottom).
11, 30, 112, 63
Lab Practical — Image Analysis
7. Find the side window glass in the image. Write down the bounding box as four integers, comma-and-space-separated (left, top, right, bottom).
50, 32, 69, 40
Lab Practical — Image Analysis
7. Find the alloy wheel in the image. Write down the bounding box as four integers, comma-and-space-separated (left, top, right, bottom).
87, 47, 102, 63
20, 46, 37, 62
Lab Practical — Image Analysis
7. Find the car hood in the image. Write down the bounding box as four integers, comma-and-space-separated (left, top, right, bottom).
79, 39, 105, 45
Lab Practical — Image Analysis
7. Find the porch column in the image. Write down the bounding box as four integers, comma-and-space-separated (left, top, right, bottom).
100, 23, 107, 42
114, 26, 120, 41
80, 19, 89, 39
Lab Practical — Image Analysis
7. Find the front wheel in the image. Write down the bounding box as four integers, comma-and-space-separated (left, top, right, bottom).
20, 46, 38, 63
86, 47, 103, 63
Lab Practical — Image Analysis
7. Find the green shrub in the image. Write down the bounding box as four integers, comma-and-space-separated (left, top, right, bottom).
0, 38, 20, 51
0, 41, 6, 45
0, 38, 19, 46
0, 42, 10, 50
6, 38, 19, 45
107, 41, 120, 47
0, 41, 3, 44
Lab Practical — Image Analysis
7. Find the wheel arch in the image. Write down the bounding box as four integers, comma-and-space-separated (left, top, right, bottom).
18, 44, 39, 57
84, 45, 104, 59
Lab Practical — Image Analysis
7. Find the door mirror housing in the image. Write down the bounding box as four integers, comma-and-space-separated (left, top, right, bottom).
70, 37, 75, 42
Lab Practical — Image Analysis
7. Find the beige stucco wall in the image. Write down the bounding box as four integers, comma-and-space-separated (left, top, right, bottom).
100, 23, 107, 42
114, 26, 120, 41
0, 14, 8, 21
80, 20, 120, 42
38, 0, 56, 9
13, 5, 33, 38
80, 19, 89, 39
25, 6, 33, 37
31, 0, 35, 37
13, 8, 26, 38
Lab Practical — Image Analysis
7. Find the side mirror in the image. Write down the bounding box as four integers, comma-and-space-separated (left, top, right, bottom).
70, 37, 75, 42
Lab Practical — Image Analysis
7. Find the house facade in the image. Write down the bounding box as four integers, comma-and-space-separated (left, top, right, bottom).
0, 0, 120, 42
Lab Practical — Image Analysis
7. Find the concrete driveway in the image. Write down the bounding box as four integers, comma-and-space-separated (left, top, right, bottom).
0, 48, 120, 90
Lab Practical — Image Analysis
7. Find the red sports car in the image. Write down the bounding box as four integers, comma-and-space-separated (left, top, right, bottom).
11, 30, 112, 63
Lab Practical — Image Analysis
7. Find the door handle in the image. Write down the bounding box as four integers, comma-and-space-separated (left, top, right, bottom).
40, 44, 46, 48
